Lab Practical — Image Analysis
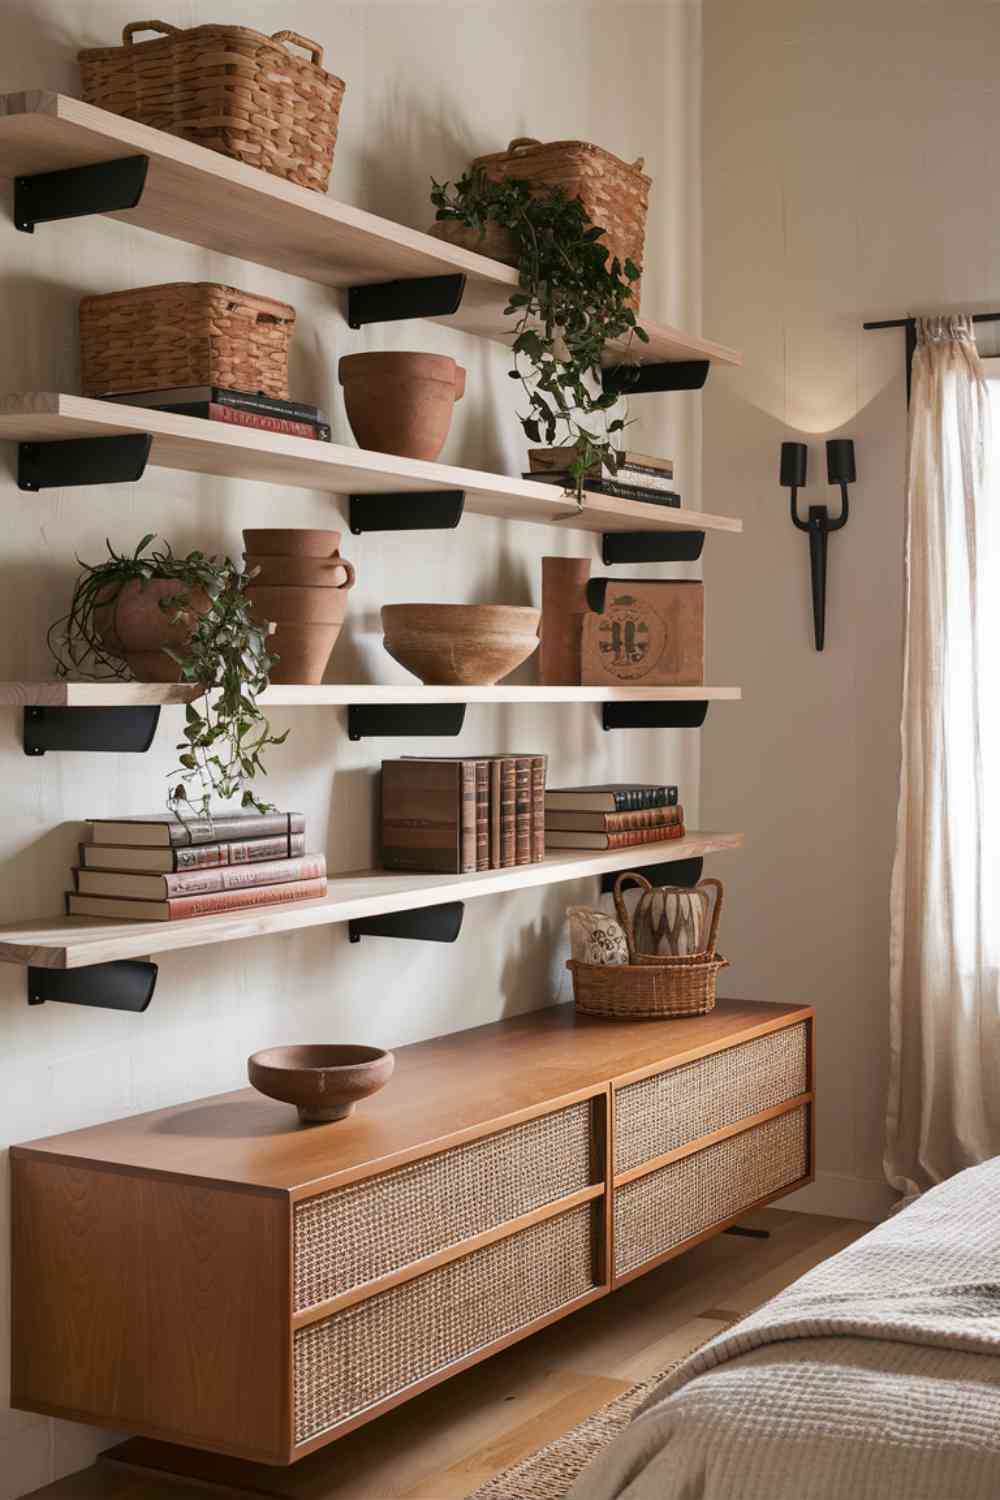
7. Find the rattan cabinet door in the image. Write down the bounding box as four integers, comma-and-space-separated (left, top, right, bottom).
614, 1022, 809, 1175
294, 1101, 594, 1311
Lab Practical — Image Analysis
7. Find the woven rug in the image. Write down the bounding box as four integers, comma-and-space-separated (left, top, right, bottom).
465, 1323, 732, 1500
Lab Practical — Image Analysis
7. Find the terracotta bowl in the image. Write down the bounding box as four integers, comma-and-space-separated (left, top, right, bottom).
381, 603, 541, 685
242, 528, 342, 558
338, 352, 466, 462
247, 1044, 395, 1124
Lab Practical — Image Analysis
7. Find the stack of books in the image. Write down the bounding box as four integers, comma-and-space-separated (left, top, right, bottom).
103, 386, 332, 442
526, 448, 679, 508
382, 755, 547, 874
67, 811, 327, 922
544, 783, 684, 850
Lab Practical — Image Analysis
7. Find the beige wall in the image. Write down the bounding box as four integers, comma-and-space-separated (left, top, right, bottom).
702, 0, 1000, 1219
0, 2, 703, 1492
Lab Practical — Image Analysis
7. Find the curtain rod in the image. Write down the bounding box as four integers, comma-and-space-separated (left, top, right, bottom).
863, 312, 1000, 330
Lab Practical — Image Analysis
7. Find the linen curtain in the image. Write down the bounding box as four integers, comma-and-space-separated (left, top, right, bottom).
885, 314, 1000, 1198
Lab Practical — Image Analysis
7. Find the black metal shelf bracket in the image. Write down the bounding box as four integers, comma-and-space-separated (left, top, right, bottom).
602, 360, 710, 396
602, 700, 709, 732
24, 705, 161, 756
602, 530, 705, 566
18, 432, 153, 492
349, 901, 464, 945
28, 959, 158, 1013
348, 703, 466, 741
347, 274, 467, 330
14, 154, 149, 234
599, 856, 703, 895
349, 490, 465, 535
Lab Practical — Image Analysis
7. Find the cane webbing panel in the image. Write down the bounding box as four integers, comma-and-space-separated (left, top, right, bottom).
293, 1202, 596, 1443
615, 1022, 808, 1174
614, 1105, 808, 1277
293, 1101, 593, 1311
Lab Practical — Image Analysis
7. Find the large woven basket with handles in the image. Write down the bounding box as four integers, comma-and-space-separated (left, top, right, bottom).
568, 872, 727, 1020
78, 21, 346, 192
470, 137, 650, 305
79, 282, 296, 399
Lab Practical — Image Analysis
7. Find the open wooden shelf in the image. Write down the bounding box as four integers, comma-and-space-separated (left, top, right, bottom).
0, 832, 742, 969
0, 395, 742, 536
2, 682, 742, 708
0, 92, 741, 370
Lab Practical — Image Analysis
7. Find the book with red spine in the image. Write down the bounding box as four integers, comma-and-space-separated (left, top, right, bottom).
530, 755, 547, 863
543, 824, 687, 851
475, 761, 489, 872
489, 760, 502, 869
202, 403, 330, 440
544, 806, 684, 834
514, 759, 532, 866
67, 876, 328, 922
500, 760, 517, 868
74, 853, 325, 901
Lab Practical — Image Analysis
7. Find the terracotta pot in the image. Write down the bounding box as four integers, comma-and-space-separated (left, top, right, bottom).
94, 577, 211, 683
247, 1044, 395, 1124
244, 554, 353, 589
265, 623, 345, 684
427, 219, 520, 267
540, 557, 591, 685
381, 603, 540, 686
248, 584, 351, 626
247, 571, 355, 684
242, 528, 342, 558
338, 352, 466, 462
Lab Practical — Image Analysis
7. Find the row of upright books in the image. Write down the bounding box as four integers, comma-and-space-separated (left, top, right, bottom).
544, 783, 684, 850
381, 756, 547, 874
104, 385, 332, 442
68, 811, 327, 922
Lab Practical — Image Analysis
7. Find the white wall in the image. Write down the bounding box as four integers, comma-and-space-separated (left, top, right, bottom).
702, 0, 1000, 1222
0, 2, 703, 1492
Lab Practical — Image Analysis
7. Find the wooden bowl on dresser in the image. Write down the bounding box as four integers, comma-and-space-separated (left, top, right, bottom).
247, 1044, 395, 1124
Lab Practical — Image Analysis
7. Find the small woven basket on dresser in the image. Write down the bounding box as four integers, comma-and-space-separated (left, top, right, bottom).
78, 21, 346, 193
79, 282, 296, 399
470, 137, 651, 304
568, 873, 728, 1020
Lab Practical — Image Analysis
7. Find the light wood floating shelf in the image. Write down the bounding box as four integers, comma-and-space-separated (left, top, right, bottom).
0, 395, 742, 537
0, 92, 741, 369
0, 832, 742, 970
1, 683, 742, 708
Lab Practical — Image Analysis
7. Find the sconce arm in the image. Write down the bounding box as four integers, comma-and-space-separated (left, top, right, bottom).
789, 488, 810, 532
826, 483, 850, 531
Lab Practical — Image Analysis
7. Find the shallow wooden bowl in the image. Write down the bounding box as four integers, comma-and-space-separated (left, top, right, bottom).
381, 603, 540, 685
247, 1044, 395, 1124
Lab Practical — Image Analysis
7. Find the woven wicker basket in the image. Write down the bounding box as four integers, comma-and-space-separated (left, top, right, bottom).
471, 136, 651, 304
568, 872, 727, 1020
78, 21, 346, 192
79, 282, 296, 399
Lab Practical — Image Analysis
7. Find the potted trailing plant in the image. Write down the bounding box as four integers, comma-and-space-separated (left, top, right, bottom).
47, 535, 286, 819
430, 168, 648, 495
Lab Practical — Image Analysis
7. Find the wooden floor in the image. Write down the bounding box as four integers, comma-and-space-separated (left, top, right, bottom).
29, 1208, 870, 1500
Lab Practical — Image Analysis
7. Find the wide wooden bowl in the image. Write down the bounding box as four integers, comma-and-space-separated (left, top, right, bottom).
247, 1044, 395, 1124
381, 603, 540, 685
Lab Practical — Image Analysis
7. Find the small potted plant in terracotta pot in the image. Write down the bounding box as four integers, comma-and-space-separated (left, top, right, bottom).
338, 352, 466, 462
48, 535, 286, 817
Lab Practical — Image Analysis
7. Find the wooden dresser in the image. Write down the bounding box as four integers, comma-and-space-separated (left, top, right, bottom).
11, 999, 813, 1466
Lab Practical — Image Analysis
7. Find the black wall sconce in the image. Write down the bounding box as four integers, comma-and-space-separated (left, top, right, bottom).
780, 438, 856, 651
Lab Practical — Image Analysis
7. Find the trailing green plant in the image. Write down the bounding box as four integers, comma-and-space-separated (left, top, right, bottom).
47, 535, 286, 820
430, 168, 647, 495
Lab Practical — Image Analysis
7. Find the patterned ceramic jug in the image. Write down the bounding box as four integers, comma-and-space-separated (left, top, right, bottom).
565, 906, 629, 965
613, 875, 723, 959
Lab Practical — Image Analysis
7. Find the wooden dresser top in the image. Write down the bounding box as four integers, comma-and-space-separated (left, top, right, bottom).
12, 998, 812, 1195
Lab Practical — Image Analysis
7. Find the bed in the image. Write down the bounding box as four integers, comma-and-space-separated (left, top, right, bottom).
570, 1159, 1000, 1500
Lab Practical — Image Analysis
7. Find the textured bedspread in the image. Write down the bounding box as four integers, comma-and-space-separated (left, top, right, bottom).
571, 1160, 1000, 1499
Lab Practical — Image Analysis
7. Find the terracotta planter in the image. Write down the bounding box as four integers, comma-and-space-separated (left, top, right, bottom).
247, 571, 355, 684
242, 528, 342, 558
244, 555, 353, 588
248, 1045, 395, 1125
381, 603, 540, 686
540, 557, 591, 685
427, 219, 520, 267
338, 352, 466, 462
94, 577, 211, 683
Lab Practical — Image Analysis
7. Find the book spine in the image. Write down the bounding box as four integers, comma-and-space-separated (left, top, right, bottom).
603, 806, 683, 832
604, 825, 685, 849
173, 832, 306, 869
593, 479, 681, 505
460, 761, 476, 874
514, 759, 532, 866
489, 760, 502, 870
207, 403, 330, 441
610, 787, 679, 812
169, 812, 305, 847
164, 876, 327, 920
213, 388, 320, 423
475, 762, 489, 872
616, 464, 676, 488
530, 756, 546, 863
163, 853, 325, 897
500, 760, 517, 868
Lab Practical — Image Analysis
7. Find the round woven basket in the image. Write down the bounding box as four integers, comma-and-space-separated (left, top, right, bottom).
567, 871, 728, 1020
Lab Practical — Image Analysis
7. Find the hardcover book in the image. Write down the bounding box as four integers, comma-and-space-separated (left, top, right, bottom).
543, 825, 686, 851
381, 761, 468, 874
524, 472, 681, 507
79, 831, 306, 873
74, 853, 326, 901
544, 784, 679, 813
157, 402, 332, 441
544, 805, 684, 833
88, 812, 305, 848
103, 386, 323, 424
67, 876, 328, 922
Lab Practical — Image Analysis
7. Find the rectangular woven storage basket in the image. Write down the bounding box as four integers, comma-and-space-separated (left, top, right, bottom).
79, 282, 296, 399
471, 137, 651, 305
78, 21, 345, 192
